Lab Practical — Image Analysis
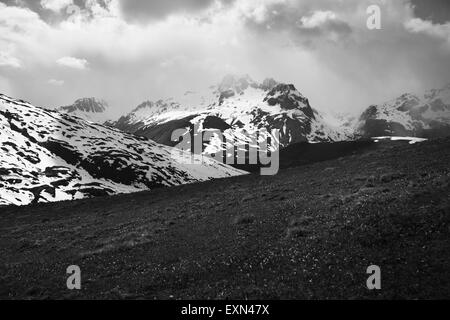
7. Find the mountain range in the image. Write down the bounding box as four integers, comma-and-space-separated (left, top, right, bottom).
58, 76, 450, 148
2, 75, 450, 206
356, 84, 450, 138
111, 75, 353, 154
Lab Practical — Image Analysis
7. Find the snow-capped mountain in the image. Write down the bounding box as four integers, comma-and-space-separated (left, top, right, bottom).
58, 97, 113, 124
55, 79, 450, 149
357, 84, 450, 138
0, 93, 245, 206
113, 75, 352, 155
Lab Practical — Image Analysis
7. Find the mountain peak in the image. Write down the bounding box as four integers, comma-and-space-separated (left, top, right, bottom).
218, 74, 258, 94
132, 100, 153, 112
264, 83, 310, 112
59, 97, 108, 114
261, 78, 279, 91
357, 83, 450, 138
57, 97, 112, 124
132, 99, 180, 114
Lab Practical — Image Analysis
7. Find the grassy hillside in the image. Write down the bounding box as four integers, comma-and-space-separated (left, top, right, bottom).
0, 138, 449, 299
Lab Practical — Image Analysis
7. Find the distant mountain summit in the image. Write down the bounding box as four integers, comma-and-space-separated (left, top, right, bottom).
58, 97, 112, 124
357, 84, 450, 138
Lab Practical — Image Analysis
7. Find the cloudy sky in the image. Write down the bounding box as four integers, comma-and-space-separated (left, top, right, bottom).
0, 0, 449, 117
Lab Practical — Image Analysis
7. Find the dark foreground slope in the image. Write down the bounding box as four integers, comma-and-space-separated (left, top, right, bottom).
0, 138, 449, 299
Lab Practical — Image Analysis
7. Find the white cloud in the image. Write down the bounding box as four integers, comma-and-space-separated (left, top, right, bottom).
47, 79, 65, 86
300, 10, 337, 29
40, 0, 73, 13
0, 51, 22, 68
0, 0, 449, 117
405, 18, 450, 42
0, 3, 47, 33
56, 56, 88, 70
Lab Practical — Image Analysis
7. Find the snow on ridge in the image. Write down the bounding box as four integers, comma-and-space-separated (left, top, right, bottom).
0, 94, 246, 207
372, 136, 428, 144
112, 76, 353, 149
57, 97, 114, 124
357, 83, 450, 138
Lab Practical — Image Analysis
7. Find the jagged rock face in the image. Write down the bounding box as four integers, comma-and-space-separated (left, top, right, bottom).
357, 85, 450, 138
58, 97, 112, 124
263, 84, 316, 123
0, 93, 245, 206
60, 97, 107, 113
112, 75, 350, 153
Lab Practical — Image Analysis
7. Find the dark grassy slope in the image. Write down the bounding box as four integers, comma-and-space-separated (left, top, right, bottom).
0, 139, 450, 299
233, 139, 374, 173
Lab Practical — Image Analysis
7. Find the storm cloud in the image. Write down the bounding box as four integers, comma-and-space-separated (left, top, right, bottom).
411, 0, 450, 24
0, 0, 449, 118
118, 0, 235, 23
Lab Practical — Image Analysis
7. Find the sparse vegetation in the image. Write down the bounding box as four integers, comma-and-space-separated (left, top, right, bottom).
232, 214, 255, 225
0, 138, 449, 299
285, 226, 309, 238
